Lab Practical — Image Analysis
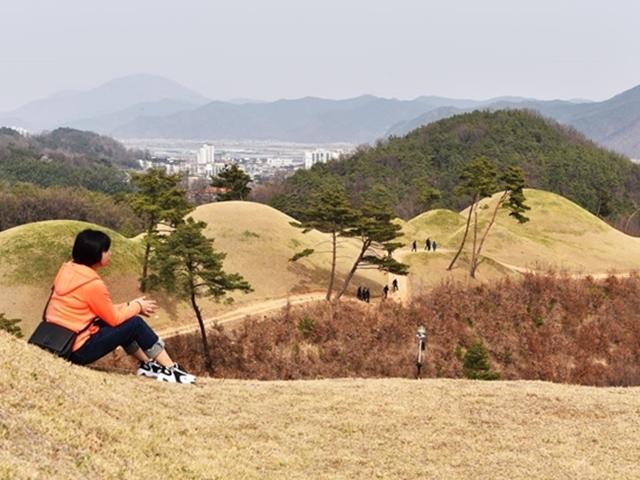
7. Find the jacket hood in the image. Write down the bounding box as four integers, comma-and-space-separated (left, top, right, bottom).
53, 261, 100, 295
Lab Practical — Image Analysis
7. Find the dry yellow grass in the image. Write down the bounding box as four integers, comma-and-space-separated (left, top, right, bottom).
404, 189, 640, 282
189, 201, 386, 308
2, 330, 640, 479
457, 189, 640, 273
403, 251, 517, 296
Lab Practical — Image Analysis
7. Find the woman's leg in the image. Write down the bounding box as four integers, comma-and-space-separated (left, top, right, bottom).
128, 344, 175, 367
70, 316, 166, 366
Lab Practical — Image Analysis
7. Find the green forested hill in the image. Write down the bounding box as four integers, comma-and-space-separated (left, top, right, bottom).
0, 127, 135, 193
271, 110, 640, 221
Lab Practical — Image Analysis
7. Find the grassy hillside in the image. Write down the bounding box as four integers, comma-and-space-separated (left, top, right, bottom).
402, 208, 466, 245
2, 330, 640, 479
0, 128, 132, 194
0, 220, 147, 335
402, 189, 640, 275
459, 189, 640, 273
189, 201, 386, 302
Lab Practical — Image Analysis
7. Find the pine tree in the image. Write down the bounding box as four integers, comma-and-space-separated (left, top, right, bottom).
335, 186, 409, 300
447, 157, 530, 278
149, 218, 252, 373
0, 313, 22, 338
128, 168, 193, 291
462, 339, 500, 380
468, 165, 530, 278
211, 164, 252, 201
448, 156, 498, 272
289, 180, 358, 301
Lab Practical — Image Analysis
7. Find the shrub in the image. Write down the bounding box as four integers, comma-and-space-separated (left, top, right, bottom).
297, 316, 316, 338
462, 340, 500, 380
96, 272, 640, 386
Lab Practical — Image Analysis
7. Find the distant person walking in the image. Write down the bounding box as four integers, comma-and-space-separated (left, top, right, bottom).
357, 286, 363, 301
40, 229, 196, 384
411, 240, 417, 252
392, 278, 399, 292
432, 240, 437, 252
425, 238, 431, 251
383, 285, 389, 299
364, 287, 370, 303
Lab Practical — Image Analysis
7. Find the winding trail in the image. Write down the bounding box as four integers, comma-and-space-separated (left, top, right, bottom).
158, 292, 327, 339
387, 248, 412, 303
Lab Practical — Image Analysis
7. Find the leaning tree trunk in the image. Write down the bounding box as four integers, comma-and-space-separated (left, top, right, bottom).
470, 191, 509, 278
470, 207, 480, 278
140, 226, 154, 292
326, 230, 337, 301
448, 193, 478, 271
624, 206, 640, 234
335, 239, 370, 300
190, 290, 213, 373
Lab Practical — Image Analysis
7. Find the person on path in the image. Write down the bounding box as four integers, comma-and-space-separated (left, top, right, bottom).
392, 278, 399, 292
44, 229, 196, 384
411, 240, 417, 252
383, 285, 389, 299
364, 287, 370, 303
357, 286, 362, 301
426, 238, 431, 251
432, 240, 437, 252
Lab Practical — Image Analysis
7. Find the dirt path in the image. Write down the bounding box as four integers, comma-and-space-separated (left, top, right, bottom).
158, 292, 327, 339
387, 248, 412, 303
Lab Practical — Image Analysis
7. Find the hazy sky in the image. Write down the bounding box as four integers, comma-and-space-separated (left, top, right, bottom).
1, 0, 639, 111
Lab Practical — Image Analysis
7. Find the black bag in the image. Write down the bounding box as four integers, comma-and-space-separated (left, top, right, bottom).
28, 287, 94, 359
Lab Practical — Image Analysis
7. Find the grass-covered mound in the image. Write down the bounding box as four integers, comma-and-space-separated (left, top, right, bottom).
2, 329, 640, 479
189, 201, 386, 302
458, 189, 640, 273
402, 189, 640, 275
402, 208, 466, 247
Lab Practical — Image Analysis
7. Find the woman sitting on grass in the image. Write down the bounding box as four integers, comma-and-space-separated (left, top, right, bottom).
45, 229, 195, 384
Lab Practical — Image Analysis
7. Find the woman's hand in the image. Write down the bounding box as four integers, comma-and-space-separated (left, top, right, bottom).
131, 296, 158, 316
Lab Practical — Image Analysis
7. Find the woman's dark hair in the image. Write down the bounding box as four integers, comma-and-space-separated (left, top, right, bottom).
72, 229, 111, 266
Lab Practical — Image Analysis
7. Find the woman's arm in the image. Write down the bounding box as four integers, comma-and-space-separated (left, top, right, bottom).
84, 280, 141, 326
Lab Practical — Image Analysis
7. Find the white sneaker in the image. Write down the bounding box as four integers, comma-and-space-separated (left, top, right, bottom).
156, 363, 196, 384
136, 360, 163, 379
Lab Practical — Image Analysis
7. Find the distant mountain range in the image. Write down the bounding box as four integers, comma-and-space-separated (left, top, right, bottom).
2, 74, 640, 158
0, 74, 209, 133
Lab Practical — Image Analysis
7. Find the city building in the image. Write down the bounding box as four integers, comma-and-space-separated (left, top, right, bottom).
304, 149, 341, 169
197, 144, 215, 164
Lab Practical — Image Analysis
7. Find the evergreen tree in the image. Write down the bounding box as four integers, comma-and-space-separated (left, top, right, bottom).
289, 180, 358, 301
0, 313, 22, 338
447, 156, 498, 272
335, 187, 409, 300
468, 165, 530, 278
128, 168, 193, 291
211, 164, 252, 201
462, 339, 500, 380
149, 218, 252, 372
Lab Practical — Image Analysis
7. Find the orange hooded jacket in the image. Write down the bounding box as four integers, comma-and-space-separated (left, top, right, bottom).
45, 261, 141, 352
